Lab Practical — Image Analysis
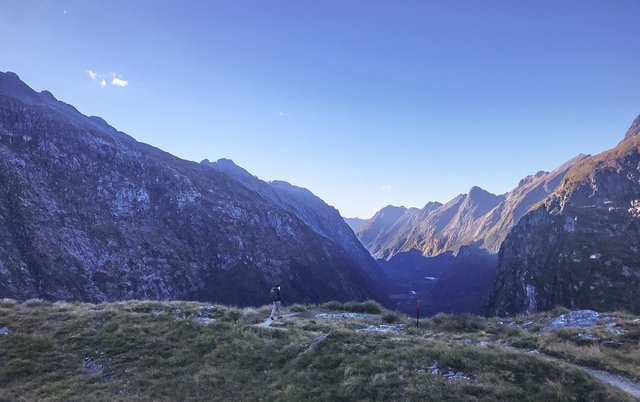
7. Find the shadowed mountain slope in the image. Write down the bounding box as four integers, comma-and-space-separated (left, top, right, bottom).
0, 71, 387, 306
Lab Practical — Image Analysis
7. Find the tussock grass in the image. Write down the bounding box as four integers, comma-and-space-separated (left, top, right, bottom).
427, 313, 488, 333
321, 300, 382, 314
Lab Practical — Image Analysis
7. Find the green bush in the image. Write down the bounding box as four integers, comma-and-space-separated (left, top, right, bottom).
550, 306, 571, 316
221, 309, 243, 322
321, 301, 345, 311
343, 300, 382, 314
382, 311, 404, 324
555, 328, 580, 341
288, 304, 309, 312
509, 336, 541, 349
321, 300, 382, 314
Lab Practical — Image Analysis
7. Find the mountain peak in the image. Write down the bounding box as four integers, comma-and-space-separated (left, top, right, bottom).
467, 186, 495, 198
379, 205, 406, 214
0, 71, 21, 84
623, 114, 640, 141
201, 158, 255, 182
364, 205, 407, 226
39, 90, 57, 102
200, 158, 239, 169
215, 158, 238, 167
0, 71, 39, 101
422, 201, 442, 210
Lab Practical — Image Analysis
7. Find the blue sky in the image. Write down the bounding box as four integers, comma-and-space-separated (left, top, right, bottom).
1, 1, 639, 218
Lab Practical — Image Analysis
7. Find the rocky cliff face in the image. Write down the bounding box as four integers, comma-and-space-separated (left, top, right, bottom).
201, 158, 387, 285
478, 155, 588, 253
0, 71, 386, 306
485, 115, 640, 315
355, 157, 586, 259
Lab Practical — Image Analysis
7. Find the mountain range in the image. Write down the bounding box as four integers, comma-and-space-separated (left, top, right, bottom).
353, 114, 640, 316
355, 155, 587, 260
1, 69, 639, 317
0, 71, 387, 306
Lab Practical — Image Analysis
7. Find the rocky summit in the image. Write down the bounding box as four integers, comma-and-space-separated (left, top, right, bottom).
485, 115, 640, 316
0, 71, 386, 306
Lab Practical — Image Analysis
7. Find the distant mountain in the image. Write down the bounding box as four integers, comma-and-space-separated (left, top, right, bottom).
357, 205, 411, 254
358, 203, 441, 259
0, 71, 387, 306
343, 217, 367, 232
485, 115, 640, 315
356, 157, 587, 259
201, 158, 387, 285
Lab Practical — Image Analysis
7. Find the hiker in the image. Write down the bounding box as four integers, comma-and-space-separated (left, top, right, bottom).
270, 284, 283, 320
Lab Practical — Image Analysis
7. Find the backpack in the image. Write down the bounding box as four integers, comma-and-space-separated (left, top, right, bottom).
270, 287, 281, 302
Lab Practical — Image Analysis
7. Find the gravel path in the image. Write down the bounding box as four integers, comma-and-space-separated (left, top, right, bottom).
255, 313, 299, 329
581, 368, 640, 400
531, 349, 640, 400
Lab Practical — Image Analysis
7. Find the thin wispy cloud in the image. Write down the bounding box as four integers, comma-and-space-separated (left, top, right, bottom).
100, 79, 107, 87
381, 185, 392, 191
111, 77, 128, 88
276, 110, 285, 116
86, 70, 98, 81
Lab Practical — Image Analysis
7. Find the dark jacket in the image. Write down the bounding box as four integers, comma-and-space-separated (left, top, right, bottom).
270, 287, 282, 302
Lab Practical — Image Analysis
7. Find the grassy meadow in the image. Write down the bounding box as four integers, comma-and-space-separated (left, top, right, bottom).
0, 299, 638, 401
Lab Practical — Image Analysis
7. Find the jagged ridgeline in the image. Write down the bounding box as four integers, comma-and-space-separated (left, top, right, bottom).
0, 71, 388, 306
485, 115, 640, 315
355, 156, 587, 260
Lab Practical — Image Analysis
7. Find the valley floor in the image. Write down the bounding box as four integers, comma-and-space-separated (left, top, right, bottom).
1, 299, 639, 401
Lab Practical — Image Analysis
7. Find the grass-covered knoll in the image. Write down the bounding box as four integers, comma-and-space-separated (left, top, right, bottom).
0, 299, 637, 401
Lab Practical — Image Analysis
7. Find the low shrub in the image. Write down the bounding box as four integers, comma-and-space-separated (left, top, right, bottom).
429, 313, 487, 333
382, 311, 404, 324
321, 300, 382, 314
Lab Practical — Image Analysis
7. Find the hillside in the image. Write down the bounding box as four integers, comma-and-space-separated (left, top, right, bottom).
0, 71, 386, 306
485, 115, 640, 316
1, 299, 639, 401
201, 159, 387, 285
